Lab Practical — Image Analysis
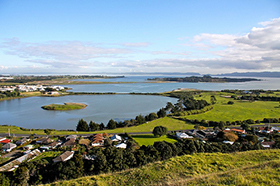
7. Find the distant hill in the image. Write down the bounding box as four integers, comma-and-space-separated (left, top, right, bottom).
215, 71, 280, 78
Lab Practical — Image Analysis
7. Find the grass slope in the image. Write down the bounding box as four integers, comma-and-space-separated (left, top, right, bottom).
185, 93, 280, 122
0, 117, 193, 135
132, 134, 177, 146
42, 149, 280, 186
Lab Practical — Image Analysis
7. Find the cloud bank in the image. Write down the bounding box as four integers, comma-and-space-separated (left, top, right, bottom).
1, 17, 279, 73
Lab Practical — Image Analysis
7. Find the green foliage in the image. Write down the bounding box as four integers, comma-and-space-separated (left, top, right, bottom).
152, 126, 168, 137
107, 119, 117, 129
76, 119, 89, 131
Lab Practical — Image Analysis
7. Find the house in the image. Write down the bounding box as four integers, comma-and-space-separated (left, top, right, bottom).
66, 135, 78, 140
15, 137, 29, 146
176, 132, 193, 139
0, 138, 12, 144
39, 146, 50, 151
36, 137, 53, 145
2, 143, 17, 152
23, 144, 33, 150
61, 138, 76, 147
92, 133, 104, 146
110, 134, 122, 142
230, 128, 246, 134
48, 141, 61, 149
223, 141, 234, 145
53, 151, 74, 163
115, 143, 127, 149
261, 141, 275, 148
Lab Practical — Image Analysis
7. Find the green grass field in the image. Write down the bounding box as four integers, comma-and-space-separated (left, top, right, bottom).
41, 103, 87, 111
132, 134, 177, 146
185, 93, 280, 122
0, 117, 194, 136
42, 149, 280, 186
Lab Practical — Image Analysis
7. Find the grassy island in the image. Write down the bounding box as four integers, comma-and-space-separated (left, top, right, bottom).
41, 102, 87, 111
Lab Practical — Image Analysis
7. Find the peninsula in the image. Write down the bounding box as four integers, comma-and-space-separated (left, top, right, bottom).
147, 75, 260, 83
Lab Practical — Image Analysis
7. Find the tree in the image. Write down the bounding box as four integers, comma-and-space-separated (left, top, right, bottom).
89, 121, 99, 131
135, 115, 145, 125
223, 132, 238, 142
76, 119, 89, 131
44, 129, 51, 136
241, 123, 250, 131
107, 119, 117, 129
99, 123, 105, 130
152, 126, 168, 137
14, 166, 30, 185
210, 95, 217, 104
146, 112, 158, 121
157, 108, 166, 118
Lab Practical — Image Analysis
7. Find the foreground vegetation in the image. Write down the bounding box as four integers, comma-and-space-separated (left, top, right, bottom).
43, 149, 280, 186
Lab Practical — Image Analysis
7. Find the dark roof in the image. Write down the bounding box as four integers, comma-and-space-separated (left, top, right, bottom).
61, 138, 76, 147
53, 151, 74, 162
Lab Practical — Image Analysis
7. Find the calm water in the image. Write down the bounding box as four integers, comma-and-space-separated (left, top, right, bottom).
0, 95, 177, 130
1, 76, 280, 130
69, 76, 280, 93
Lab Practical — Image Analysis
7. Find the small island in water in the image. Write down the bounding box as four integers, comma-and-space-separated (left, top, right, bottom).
147, 75, 260, 83
41, 103, 87, 111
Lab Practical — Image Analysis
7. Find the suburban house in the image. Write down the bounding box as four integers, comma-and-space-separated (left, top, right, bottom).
115, 143, 127, 149
66, 135, 78, 140
15, 137, 29, 146
0, 138, 12, 144
110, 134, 122, 142
261, 141, 275, 148
1, 143, 17, 153
92, 133, 104, 147
0, 149, 41, 172
48, 141, 61, 149
53, 151, 74, 163
176, 132, 193, 139
61, 138, 76, 147
36, 137, 53, 145
23, 144, 33, 150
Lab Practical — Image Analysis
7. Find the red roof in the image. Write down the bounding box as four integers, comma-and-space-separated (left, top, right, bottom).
0, 139, 11, 144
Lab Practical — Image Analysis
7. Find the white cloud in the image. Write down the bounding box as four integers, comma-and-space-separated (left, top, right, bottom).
1, 17, 279, 73
0, 39, 132, 68
121, 42, 150, 47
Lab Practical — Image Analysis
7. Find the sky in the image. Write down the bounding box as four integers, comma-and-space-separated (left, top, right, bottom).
0, 0, 279, 75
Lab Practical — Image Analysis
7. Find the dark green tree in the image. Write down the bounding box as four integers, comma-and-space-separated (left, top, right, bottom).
157, 108, 166, 118
152, 126, 168, 137
89, 121, 99, 131
107, 119, 117, 129
135, 114, 146, 125
76, 119, 89, 131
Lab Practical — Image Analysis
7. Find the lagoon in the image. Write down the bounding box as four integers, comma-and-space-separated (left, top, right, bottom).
1, 76, 280, 130
0, 95, 177, 130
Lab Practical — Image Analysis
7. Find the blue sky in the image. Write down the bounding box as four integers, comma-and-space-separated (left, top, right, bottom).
0, 0, 279, 74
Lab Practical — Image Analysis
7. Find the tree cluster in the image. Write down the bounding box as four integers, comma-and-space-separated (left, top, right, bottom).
1, 136, 268, 185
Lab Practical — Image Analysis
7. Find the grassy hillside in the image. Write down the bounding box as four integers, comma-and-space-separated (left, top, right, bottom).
132, 134, 177, 146
0, 117, 193, 135
184, 92, 280, 122
42, 149, 280, 186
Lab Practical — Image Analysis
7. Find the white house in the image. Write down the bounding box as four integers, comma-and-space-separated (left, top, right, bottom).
115, 143, 127, 149
176, 132, 193, 139
2, 143, 17, 152
110, 134, 122, 142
